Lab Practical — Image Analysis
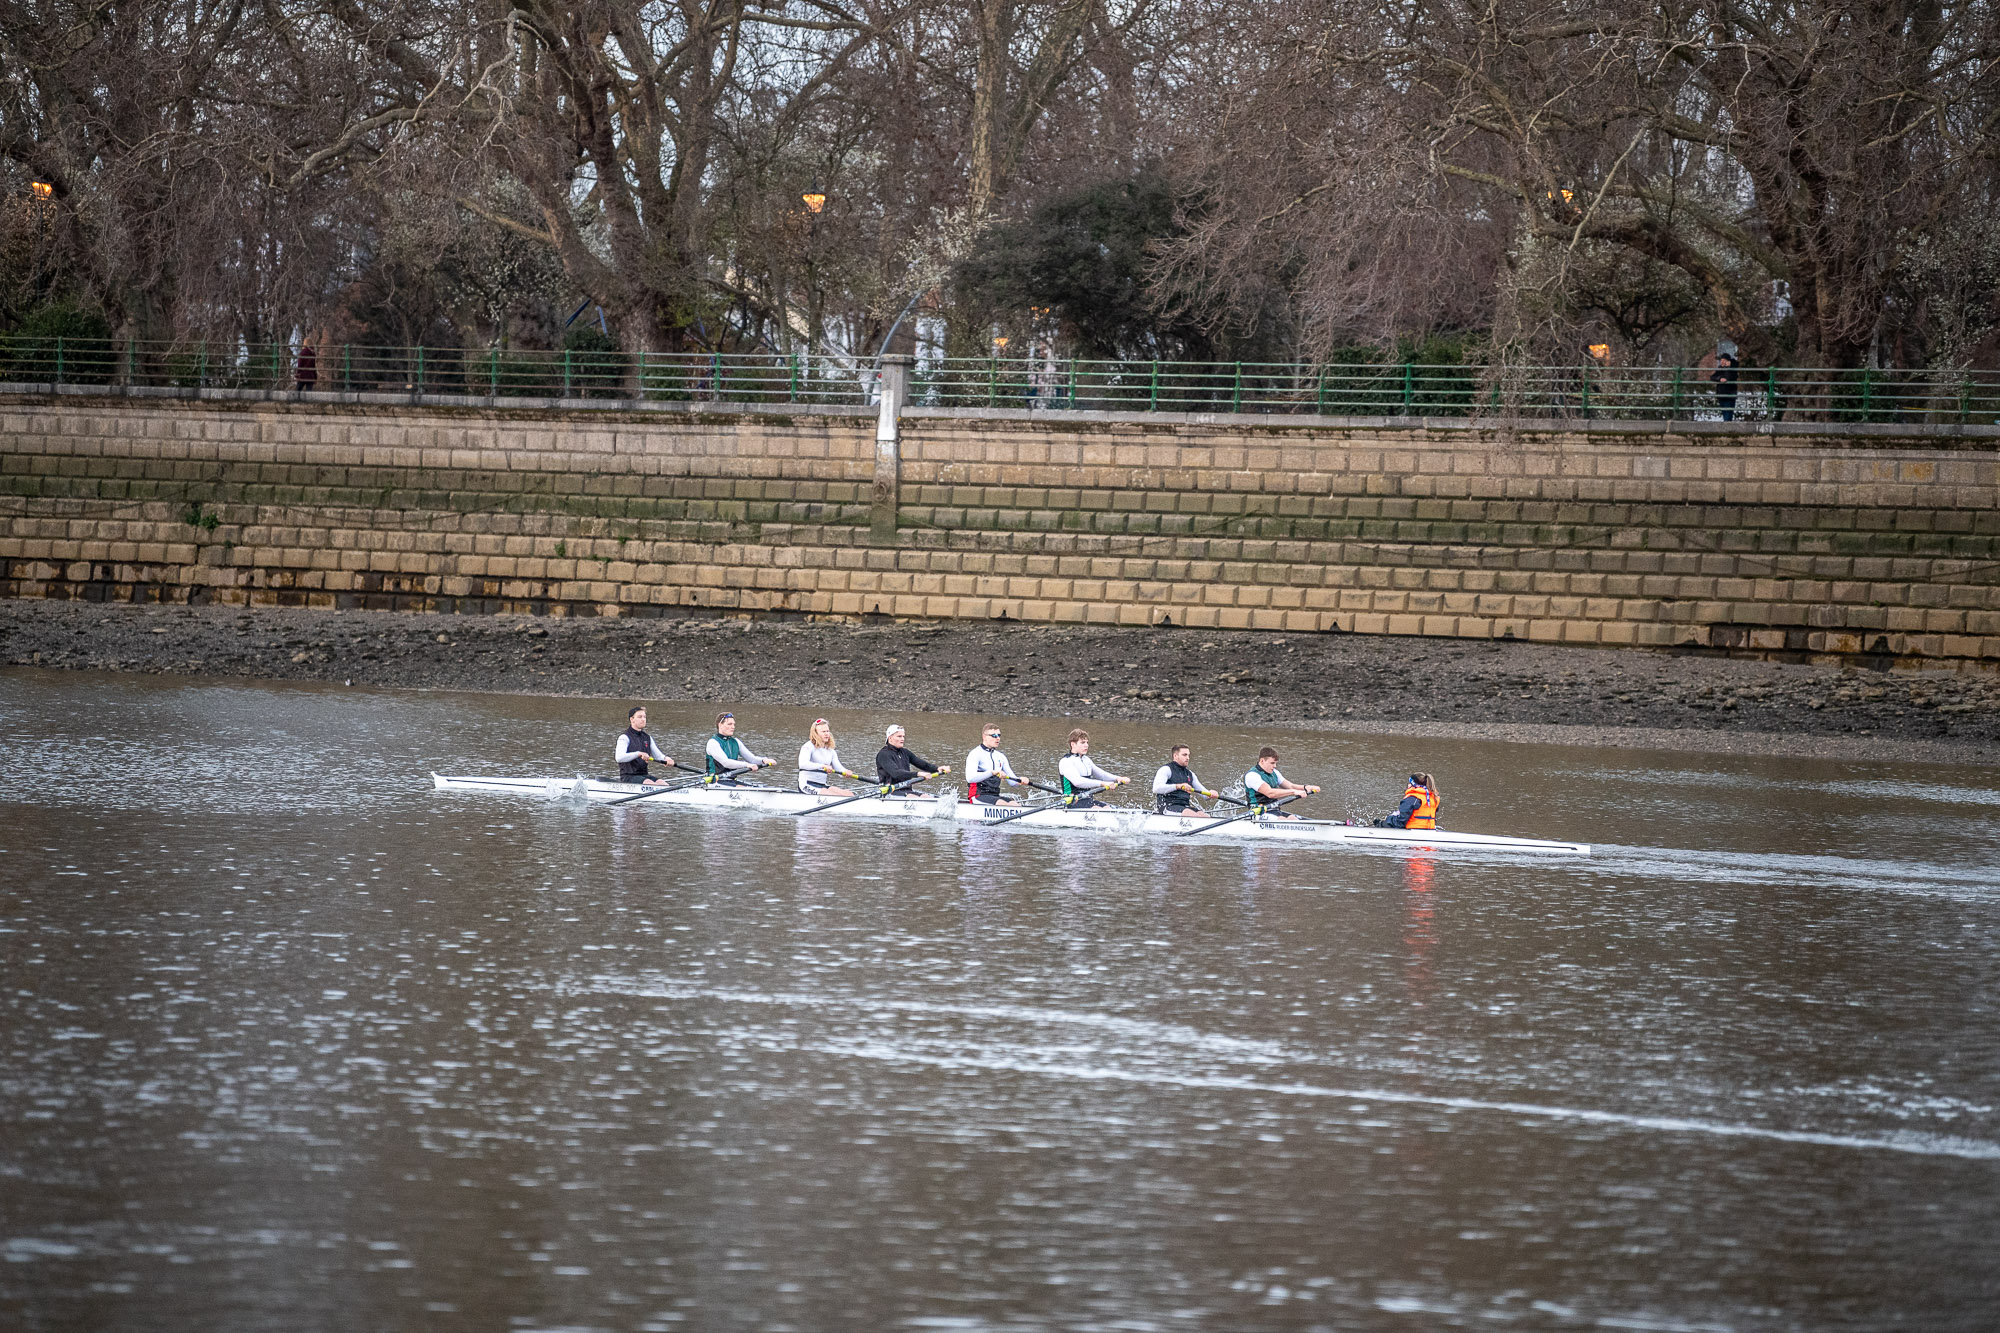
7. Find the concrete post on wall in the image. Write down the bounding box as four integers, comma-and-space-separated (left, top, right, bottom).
872, 354, 912, 545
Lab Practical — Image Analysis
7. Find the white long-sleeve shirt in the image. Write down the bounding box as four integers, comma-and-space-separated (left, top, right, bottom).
1152, 764, 1206, 795
1058, 754, 1118, 793
797, 742, 846, 790
615, 732, 671, 766
963, 745, 1019, 790
706, 735, 770, 774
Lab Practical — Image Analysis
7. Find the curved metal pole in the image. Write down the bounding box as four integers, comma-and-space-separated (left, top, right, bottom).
873, 289, 927, 369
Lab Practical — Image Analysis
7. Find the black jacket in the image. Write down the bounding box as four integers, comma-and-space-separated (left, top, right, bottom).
876, 743, 940, 786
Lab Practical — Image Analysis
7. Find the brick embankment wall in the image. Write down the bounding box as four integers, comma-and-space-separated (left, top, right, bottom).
3, 392, 1999, 667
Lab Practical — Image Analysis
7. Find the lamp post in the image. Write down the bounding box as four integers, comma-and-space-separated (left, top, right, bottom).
25, 182, 54, 262
799, 187, 825, 354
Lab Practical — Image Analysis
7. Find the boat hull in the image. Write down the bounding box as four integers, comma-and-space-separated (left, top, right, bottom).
430, 774, 1589, 855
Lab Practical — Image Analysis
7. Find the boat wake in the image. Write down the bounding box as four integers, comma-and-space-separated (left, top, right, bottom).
817, 1041, 2000, 1161
587, 976, 2000, 1162
1583, 843, 2000, 900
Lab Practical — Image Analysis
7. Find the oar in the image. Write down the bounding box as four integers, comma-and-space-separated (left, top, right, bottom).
789, 769, 934, 817
1168, 785, 1231, 815
1179, 792, 1301, 836
985, 777, 1131, 826
981, 793, 1077, 826
612, 753, 779, 804
956, 773, 1044, 806
707, 758, 781, 787
606, 772, 716, 806
1210, 782, 1319, 808
1023, 776, 1133, 801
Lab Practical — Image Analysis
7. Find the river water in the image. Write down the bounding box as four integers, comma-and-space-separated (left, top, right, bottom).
2, 669, 1997, 1332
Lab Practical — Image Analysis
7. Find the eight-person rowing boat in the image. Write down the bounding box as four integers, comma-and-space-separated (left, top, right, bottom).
430, 708, 1588, 856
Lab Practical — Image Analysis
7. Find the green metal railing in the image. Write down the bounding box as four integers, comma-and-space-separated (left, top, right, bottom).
907, 358, 2000, 425
0, 337, 875, 407
2, 336, 1996, 427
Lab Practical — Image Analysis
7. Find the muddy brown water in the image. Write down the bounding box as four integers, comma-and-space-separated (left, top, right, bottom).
3, 669, 1998, 1331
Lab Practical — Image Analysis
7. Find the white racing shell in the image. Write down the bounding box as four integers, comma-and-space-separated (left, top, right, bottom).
431, 774, 1589, 855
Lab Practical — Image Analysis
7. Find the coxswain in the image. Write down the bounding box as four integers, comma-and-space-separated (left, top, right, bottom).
1244, 746, 1318, 818
876, 724, 948, 792
615, 706, 678, 785
796, 718, 855, 797
1057, 729, 1129, 808
1151, 743, 1211, 818
1376, 773, 1441, 830
964, 724, 1027, 806
705, 712, 774, 784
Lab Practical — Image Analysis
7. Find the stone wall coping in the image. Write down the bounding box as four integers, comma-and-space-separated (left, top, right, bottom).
0, 382, 877, 424
2, 381, 1997, 450
905, 406, 2000, 448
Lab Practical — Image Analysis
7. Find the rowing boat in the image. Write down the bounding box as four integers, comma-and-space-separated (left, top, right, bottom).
430, 774, 1590, 855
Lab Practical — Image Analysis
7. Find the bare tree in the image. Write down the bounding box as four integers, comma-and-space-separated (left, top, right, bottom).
1156, 0, 2000, 368
0, 0, 251, 339
8, 0, 1994, 371
276, 0, 903, 353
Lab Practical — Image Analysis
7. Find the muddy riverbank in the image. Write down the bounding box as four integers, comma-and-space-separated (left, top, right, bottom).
4, 598, 1999, 764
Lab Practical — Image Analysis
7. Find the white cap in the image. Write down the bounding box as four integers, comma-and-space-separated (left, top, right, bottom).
886, 723, 905, 738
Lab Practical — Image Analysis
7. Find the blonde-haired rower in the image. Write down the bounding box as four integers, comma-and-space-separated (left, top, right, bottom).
797, 718, 855, 797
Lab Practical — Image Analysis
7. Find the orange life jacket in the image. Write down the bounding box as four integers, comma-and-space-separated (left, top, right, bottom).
1402, 784, 1439, 830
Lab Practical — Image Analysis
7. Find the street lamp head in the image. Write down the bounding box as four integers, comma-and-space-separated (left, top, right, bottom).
801, 191, 826, 214
31, 181, 52, 199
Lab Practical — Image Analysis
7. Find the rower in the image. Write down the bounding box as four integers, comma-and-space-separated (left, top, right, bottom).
1057, 729, 1128, 808
1151, 743, 1211, 818
796, 718, 855, 798
876, 724, 948, 793
964, 724, 1026, 805
1375, 773, 1441, 830
705, 712, 775, 784
1244, 746, 1318, 818
615, 706, 678, 785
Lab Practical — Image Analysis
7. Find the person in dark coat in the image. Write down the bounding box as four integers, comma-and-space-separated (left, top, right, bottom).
1709, 351, 1739, 421
876, 724, 948, 790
